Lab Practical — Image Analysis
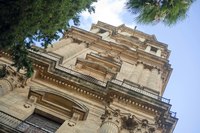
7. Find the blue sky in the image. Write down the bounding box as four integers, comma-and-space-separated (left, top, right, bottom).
78, 0, 200, 132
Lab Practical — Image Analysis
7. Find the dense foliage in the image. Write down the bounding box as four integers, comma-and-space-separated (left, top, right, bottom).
126, 0, 194, 25
0, 0, 195, 77
0, 0, 96, 77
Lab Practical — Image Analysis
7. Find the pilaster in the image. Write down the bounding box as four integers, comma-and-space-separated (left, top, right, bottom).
130, 62, 144, 83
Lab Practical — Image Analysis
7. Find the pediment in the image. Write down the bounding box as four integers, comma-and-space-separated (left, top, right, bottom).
28, 87, 89, 121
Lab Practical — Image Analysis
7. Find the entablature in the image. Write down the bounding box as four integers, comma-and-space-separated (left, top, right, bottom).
28, 50, 175, 114
0, 49, 177, 133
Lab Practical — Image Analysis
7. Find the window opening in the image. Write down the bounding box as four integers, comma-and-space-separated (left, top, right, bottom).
150, 46, 158, 53
25, 113, 62, 132
98, 28, 107, 34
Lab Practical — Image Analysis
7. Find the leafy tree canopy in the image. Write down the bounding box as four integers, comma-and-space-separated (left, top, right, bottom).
0, 0, 195, 78
0, 0, 96, 77
126, 0, 195, 25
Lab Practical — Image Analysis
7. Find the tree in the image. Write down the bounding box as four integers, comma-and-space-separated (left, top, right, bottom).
0, 0, 96, 77
126, 0, 194, 25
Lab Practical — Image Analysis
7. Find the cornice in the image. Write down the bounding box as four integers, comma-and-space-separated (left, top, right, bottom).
0, 50, 177, 132
28, 50, 175, 116
89, 21, 170, 57
66, 27, 170, 65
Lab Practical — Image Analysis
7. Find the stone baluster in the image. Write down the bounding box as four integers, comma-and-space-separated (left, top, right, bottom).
130, 62, 144, 84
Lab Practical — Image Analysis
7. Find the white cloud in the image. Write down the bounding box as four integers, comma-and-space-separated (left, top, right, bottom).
80, 0, 130, 30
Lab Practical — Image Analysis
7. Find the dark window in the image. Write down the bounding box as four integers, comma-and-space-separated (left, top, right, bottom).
25, 113, 62, 132
150, 47, 158, 53
98, 28, 107, 34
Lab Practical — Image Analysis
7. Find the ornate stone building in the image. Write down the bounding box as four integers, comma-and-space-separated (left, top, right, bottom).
0, 21, 177, 133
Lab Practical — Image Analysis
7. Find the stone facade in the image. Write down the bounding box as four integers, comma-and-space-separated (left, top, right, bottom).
0, 21, 177, 133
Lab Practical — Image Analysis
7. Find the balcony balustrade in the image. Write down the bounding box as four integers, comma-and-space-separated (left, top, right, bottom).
0, 111, 51, 133
110, 79, 171, 104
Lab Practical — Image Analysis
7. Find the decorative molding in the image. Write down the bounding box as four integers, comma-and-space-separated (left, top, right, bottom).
0, 64, 27, 89
0, 64, 6, 78
28, 87, 89, 121
100, 105, 157, 133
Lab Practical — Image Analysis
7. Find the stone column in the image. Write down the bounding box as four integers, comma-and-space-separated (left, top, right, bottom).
147, 68, 159, 91
98, 108, 121, 133
130, 63, 144, 84
99, 122, 119, 133
99, 106, 157, 133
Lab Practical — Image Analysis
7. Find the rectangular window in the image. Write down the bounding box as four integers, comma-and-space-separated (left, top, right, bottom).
150, 46, 158, 53
25, 113, 62, 132
98, 28, 107, 33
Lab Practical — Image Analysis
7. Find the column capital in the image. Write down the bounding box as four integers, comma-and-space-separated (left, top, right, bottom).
100, 105, 157, 133
98, 106, 122, 133
100, 106, 122, 128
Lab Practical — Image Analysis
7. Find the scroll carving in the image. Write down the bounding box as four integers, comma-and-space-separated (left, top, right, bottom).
100, 105, 157, 133
0, 64, 28, 88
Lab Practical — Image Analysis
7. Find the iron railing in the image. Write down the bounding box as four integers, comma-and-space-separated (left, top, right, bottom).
0, 111, 51, 133
110, 79, 170, 104
170, 111, 177, 118
56, 65, 107, 87
110, 79, 178, 118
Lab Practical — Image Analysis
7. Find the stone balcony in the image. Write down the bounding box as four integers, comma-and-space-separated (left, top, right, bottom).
0, 111, 51, 133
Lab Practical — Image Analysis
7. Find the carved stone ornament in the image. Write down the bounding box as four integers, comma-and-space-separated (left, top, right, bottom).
121, 116, 156, 133
100, 105, 157, 133
0, 64, 28, 88
68, 113, 80, 127
154, 113, 170, 133
99, 106, 122, 133
0, 64, 7, 78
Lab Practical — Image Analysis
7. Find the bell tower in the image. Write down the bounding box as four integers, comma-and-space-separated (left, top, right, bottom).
0, 21, 177, 133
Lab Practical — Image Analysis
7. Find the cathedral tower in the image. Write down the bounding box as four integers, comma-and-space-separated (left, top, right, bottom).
0, 21, 177, 133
